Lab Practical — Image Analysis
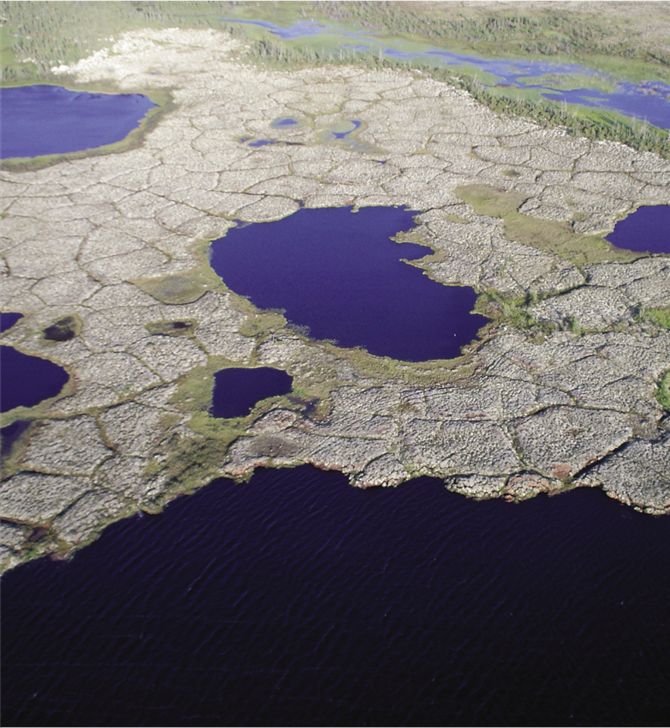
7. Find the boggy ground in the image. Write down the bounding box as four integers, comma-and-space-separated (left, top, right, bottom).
0, 29, 668, 571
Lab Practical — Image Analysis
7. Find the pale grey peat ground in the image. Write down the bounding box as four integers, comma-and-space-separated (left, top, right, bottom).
1, 30, 669, 571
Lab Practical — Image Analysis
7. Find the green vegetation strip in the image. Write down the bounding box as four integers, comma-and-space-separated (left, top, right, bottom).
657, 372, 670, 412
644, 306, 670, 330
456, 184, 639, 267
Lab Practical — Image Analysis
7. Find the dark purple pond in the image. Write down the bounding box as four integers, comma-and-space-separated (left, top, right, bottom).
0, 85, 156, 158
3, 465, 670, 726
211, 367, 293, 418
0, 312, 23, 332
210, 206, 487, 361
0, 419, 30, 457
0, 345, 69, 412
606, 205, 670, 254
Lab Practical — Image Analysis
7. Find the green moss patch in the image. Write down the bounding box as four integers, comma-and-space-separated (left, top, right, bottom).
134, 271, 211, 304
146, 319, 197, 337
645, 306, 670, 330
456, 184, 639, 266
657, 371, 670, 412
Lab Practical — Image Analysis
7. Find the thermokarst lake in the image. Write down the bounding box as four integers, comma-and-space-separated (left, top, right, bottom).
210, 206, 488, 361
0, 85, 155, 158
1, 5, 669, 727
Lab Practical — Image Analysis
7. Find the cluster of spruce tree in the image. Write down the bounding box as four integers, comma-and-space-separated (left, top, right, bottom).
314, 1, 670, 67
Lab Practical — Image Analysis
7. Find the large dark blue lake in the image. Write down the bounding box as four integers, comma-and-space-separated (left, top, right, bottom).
0, 85, 156, 158
210, 206, 487, 361
606, 205, 670, 254
0, 345, 69, 412
3, 465, 670, 726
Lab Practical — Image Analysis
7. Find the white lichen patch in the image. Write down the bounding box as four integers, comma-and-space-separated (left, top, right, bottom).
1, 29, 669, 571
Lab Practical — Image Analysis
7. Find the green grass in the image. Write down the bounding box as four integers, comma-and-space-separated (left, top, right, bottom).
657, 371, 670, 412
645, 306, 670, 330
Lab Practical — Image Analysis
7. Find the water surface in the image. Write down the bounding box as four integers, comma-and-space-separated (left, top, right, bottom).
606, 205, 670, 253
0, 85, 156, 158
0, 312, 23, 333
0, 345, 69, 412
0, 420, 30, 457
211, 367, 293, 418
225, 17, 670, 128
271, 116, 299, 128
3, 465, 669, 726
210, 206, 487, 361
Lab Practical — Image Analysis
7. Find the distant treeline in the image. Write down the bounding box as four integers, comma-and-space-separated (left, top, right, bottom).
0, 1, 234, 82
456, 75, 670, 157
246, 37, 670, 159
314, 1, 670, 69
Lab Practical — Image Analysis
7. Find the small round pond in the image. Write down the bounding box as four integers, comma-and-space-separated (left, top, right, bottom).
0, 85, 156, 159
0, 345, 69, 412
606, 205, 670, 254
211, 367, 293, 418
210, 206, 487, 361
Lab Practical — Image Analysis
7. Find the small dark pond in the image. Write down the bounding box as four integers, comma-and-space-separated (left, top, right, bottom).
0, 312, 23, 333
0, 345, 69, 413
210, 206, 487, 361
606, 205, 670, 254
211, 367, 293, 418
3, 465, 670, 726
0, 85, 156, 159
0, 420, 30, 457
